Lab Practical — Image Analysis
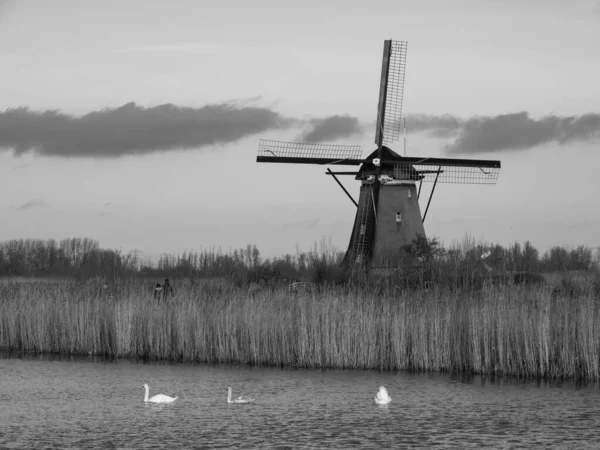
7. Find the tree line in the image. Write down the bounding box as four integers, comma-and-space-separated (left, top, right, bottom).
0, 236, 598, 283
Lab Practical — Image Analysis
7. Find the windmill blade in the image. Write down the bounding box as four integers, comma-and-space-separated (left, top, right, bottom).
257, 139, 364, 165
389, 156, 501, 185
375, 40, 408, 147
409, 165, 500, 184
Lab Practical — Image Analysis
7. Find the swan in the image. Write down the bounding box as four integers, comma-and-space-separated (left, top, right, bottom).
374, 386, 391, 405
142, 383, 178, 404
227, 385, 255, 404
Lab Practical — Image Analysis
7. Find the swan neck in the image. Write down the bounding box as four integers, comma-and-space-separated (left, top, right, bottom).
144, 386, 149, 402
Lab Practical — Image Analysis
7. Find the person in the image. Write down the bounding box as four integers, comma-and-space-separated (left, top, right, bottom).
162, 278, 174, 301
153, 282, 163, 300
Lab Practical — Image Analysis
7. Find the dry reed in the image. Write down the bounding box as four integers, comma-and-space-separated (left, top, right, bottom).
0, 279, 599, 380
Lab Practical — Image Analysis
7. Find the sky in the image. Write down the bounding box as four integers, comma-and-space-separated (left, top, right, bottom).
1, 0, 599, 261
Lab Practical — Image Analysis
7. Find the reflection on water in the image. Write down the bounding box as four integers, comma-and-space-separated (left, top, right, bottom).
1, 352, 599, 449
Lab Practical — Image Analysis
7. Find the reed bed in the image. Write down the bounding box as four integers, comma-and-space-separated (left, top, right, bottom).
1, 279, 599, 380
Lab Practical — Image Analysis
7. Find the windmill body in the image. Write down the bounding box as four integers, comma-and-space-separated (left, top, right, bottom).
343, 146, 426, 268
256, 39, 501, 271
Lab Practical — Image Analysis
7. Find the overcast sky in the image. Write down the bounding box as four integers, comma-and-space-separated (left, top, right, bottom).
1, 0, 599, 260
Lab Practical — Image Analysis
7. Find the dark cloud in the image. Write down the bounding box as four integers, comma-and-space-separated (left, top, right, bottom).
442, 112, 600, 155
400, 112, 600, 155
0, 102, 295, 158
16, 199, 46, 211
2, 102, 598, 159
298, 115, 365, 142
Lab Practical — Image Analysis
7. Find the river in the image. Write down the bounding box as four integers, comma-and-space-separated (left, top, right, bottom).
1, 354, 598, 449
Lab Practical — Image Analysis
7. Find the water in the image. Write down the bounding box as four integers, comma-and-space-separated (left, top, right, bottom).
1, 354, 599, 449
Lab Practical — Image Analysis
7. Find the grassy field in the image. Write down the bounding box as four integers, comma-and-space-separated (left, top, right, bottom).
1, 276, 599, 380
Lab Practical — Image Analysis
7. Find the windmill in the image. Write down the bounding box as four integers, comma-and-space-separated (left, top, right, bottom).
256, 40, 501, 270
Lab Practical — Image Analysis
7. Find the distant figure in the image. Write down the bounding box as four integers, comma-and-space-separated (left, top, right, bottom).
153, 283, 163, 300
480, 250, 493, 273
162, 278, 174, 301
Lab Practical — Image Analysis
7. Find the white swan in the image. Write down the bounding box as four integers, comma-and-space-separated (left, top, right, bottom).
142, 383, 178, 404
227, 385, 255, 404
374, 386, 391, 405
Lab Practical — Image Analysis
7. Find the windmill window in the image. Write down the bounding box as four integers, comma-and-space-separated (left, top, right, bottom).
396, 212, 402, 223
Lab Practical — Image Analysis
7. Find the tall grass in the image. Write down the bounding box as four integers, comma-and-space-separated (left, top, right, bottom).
1, 278, 599, 380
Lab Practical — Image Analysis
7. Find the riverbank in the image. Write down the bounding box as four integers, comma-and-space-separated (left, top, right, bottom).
1, 279, 598, 380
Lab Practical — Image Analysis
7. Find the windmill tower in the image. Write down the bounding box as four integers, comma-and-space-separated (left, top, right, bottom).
256, 40, 501, 270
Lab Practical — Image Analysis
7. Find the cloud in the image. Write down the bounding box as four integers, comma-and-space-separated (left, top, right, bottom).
404, 114, 463, 138
220, 95, 264, 108
0, 102, 368, 158
402, 112, 600, 155
442, 112, 600, 155
16, 199, 46, 211
294, 110, 600, 153
297, 115, 365, 142
2, 101, 598, 159
0, 102, 296, 158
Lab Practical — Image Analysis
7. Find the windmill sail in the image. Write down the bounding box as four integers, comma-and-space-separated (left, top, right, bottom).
390, 156, 501, 184
375, 40, 408, 147
257, 139, 363, 165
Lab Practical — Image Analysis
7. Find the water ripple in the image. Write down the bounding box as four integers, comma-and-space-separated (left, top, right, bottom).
1, 355, 599, 448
